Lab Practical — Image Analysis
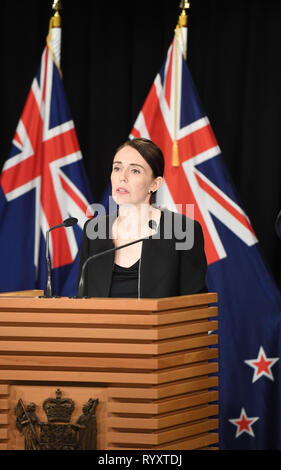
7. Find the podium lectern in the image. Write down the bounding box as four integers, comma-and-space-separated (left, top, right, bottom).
0, 293, 218, 450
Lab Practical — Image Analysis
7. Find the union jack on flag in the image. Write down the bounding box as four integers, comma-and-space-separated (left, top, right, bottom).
130, 26, 281, 449
0, 24, 93, 296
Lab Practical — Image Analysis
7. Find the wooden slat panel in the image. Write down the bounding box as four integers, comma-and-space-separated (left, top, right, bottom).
156, 294, 218, 311
157, 335, 218, 354
0, 382, 9, 450
108, 418, 218, 445
156, 348, 218, 368
0, 399, 8, 410
201, 446, 219, 450
108, 376, 218, 399
0, 385, 9, 395
152, 307, 217, 325
0, 348, 218, 370
157, 432, 219, 450
0, 293, 218, 451
0, 321, 218, 341
0, 363, 218, 385
0, 334, 218, 355
152, 321, 218, 339
107, 432, 219, 450
0, 429, 8, 440
0, 306, 218, 326
0, 293, 218, 313
108, 404, 218, 429
156, 362, 218, 384
0, 298, 160, 312
108, 391, 218, 414
0, 415, 8, 425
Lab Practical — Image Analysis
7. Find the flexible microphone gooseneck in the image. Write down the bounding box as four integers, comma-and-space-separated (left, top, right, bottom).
77, 219, 157, 298
44, 217, 78, 298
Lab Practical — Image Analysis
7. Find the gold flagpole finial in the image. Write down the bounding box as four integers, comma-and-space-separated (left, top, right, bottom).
47, 1, 63, 77
52, 0, 62, 13
50, 0, 62, 28
178, 0, 190, 27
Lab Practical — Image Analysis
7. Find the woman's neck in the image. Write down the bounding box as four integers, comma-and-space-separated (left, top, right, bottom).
114, 204, 160, 240
118, 203, 151, 220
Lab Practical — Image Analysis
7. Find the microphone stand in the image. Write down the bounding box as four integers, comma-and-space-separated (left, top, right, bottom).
77, 236, 149, 298
41, 218, 78, 298
45, 228, 53, 297
76, 219, 158, 298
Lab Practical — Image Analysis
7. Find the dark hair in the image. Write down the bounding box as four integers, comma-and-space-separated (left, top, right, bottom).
116, 138, 165, 203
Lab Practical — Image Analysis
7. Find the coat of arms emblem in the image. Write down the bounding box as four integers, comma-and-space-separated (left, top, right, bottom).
14, 389, 98, 450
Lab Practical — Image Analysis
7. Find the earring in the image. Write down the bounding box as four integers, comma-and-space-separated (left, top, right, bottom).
149, 190, 154, 194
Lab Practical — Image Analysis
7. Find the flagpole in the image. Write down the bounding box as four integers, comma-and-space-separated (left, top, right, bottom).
47, 0, 63, 77
172, 1, 190, 167
178, 0, 190, 59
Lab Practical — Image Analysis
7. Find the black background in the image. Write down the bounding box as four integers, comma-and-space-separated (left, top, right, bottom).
1, 0, 281, 290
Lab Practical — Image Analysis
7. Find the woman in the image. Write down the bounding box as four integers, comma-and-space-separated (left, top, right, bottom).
78, 138, 207, 298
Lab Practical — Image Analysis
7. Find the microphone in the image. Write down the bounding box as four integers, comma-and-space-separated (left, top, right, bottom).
77, 219, 158, 298
44, 217, 78, 298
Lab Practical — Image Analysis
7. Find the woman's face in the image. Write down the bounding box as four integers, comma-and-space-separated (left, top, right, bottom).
111, 146, 161, 207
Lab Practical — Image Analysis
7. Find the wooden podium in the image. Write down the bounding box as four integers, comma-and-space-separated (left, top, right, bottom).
0, 292, 218, 450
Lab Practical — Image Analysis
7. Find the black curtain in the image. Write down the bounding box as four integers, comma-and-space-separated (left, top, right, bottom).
1, 0, 281, 290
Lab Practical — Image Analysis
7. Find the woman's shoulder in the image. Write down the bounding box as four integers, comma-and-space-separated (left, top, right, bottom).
159, 209, 205, 252
160, 208, 202, 230
84, 213, 116, 240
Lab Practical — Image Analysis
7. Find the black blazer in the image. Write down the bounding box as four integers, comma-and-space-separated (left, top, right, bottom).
77, 209, 208, 298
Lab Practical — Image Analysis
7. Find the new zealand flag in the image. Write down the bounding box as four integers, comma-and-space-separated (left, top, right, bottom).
0, 24, 93, 296
130, 26, 281, 449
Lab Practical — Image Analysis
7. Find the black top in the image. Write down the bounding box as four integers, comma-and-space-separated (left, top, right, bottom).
109, 260, 139, 298
78, 209, 208, 298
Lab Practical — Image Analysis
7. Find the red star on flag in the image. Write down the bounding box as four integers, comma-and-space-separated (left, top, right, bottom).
229, 408, 259, 438
244, 346, 279, 383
